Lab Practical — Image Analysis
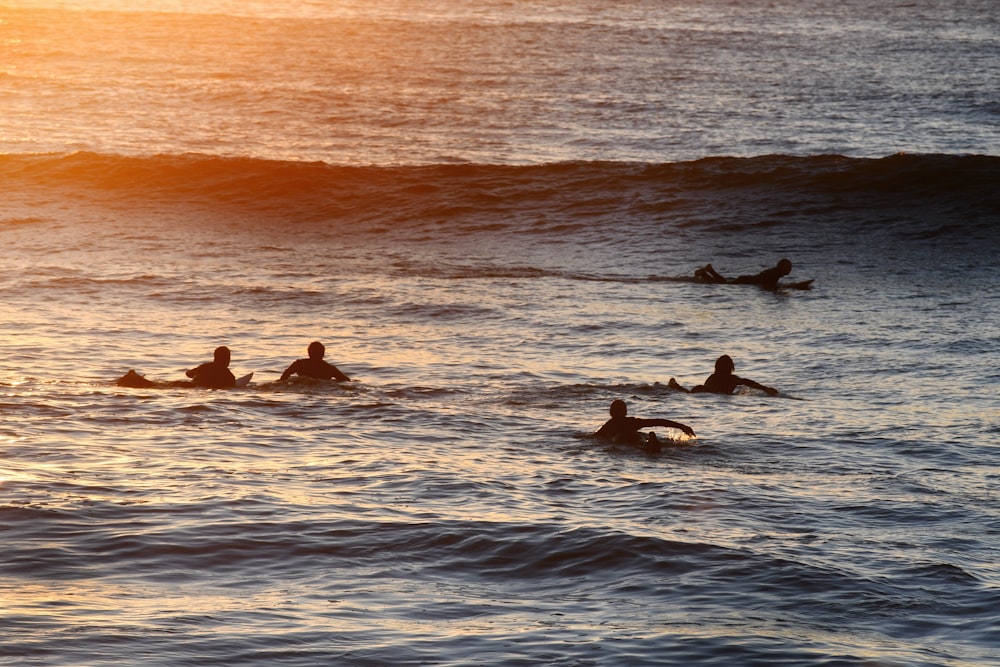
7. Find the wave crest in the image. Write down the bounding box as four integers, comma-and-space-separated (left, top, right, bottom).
3, 152, 997, 236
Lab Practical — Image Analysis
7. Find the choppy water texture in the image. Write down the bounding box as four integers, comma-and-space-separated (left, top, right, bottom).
2, 1, 999, 666
2, 0, 999, 162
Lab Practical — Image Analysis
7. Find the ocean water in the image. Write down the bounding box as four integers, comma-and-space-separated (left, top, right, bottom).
2, 1, 999, 666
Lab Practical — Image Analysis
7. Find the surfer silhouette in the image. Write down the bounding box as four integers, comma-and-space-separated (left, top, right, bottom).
693, 258, 794, 290
280, 341, 350, 382
115, 345, 238, 388
186, 345, 237, 388
595, 399, 695, 452
668, 354, 779, 396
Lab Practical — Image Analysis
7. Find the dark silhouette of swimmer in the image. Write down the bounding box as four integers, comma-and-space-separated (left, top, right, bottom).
280, 341, 350, 382
595, 399, 695, 451
669, 354, 779, 396
694, 259, 793, 290
186, 345, 237, 389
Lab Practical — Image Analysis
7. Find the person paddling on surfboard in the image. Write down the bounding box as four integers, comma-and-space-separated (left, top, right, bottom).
595, 399, 695, 452
115, 345, 247, 389
668, 354, 779, 396
280, 341, 350, 382
730, 258, 793, 289
693, 259, 796, 291
186, 345, 237, 389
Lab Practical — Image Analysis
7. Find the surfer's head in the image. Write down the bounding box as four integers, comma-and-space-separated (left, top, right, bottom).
715, 354, 735, 375
308, 341, 325, 359
213, 345, 231, 366
777, 258, 792, 276
609, 399, 628, 418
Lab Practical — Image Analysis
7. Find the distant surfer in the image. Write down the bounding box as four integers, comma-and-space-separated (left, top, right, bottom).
186, 345, 237, 388
595, 399, 695, 452
693, 259, 802, 291
115, 345, 238, 389
280, 341, 350, 382
668, 354, 779, 396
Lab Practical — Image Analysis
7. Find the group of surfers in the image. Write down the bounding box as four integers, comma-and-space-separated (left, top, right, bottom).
119, 345, 776, 453
116, 340, 348, 390
596, 353, 780, 452
117, 260, 799, 452
599, 259, 796, 450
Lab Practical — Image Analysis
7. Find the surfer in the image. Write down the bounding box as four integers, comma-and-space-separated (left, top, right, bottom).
186, 345, 237, 389
668, 354, 779, 396
115, 346, 246, 389
692, 259, 794, 290
595, 399, 695, 452
279, 341, 350, 382
731, 258, 793, 289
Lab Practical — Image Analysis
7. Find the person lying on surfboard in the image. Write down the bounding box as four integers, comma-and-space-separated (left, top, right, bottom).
668, 354, 779, 396
693, 258, 801, 290
185, 345, 237, 388
595, 399, 695, 451
116, 345, 244, 389
279, 341, 350, 382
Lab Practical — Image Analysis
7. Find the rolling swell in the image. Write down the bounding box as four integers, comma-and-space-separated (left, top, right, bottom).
3, 152, 998, 237
6, 504, 991, 644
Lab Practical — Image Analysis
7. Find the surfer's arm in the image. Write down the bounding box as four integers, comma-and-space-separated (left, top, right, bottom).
279, 360, 302, 382
737, 377, 778, 396
594, 420, 615, 438
638, 418, 695, 437
328, 364, 350, 382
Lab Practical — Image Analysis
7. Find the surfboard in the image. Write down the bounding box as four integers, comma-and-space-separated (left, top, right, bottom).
235, 372, 253, 387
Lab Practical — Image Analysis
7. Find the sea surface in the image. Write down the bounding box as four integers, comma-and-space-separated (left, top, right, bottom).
2, 1, 999, 666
